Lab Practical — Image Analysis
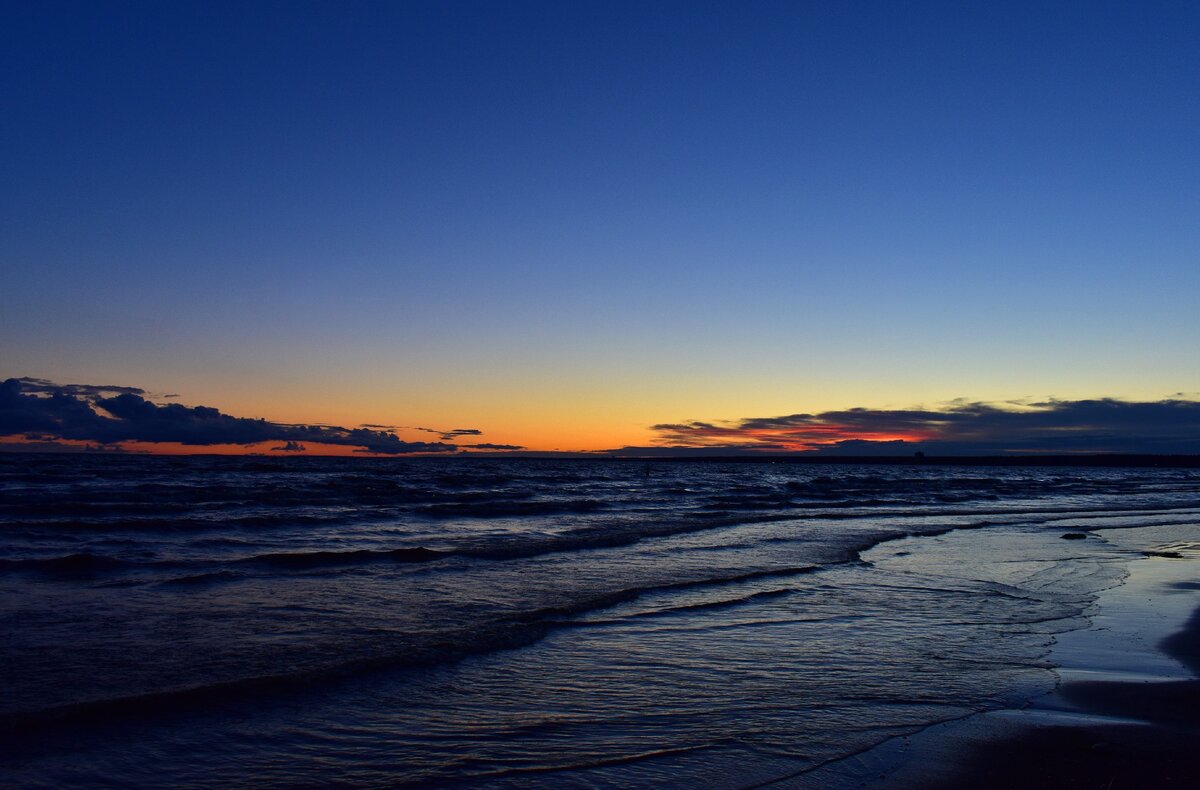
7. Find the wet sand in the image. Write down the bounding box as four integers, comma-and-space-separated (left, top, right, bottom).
782, 548, 1200, 789
917, 628, 1200, 789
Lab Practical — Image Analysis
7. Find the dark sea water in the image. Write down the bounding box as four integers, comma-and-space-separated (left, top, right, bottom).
1, 455, 1198, 788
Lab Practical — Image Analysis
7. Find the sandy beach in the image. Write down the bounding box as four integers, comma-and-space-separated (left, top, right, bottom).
786, 543, 1200, 789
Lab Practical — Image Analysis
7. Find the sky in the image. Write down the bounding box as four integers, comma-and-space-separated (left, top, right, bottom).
3, 1, 1198, 455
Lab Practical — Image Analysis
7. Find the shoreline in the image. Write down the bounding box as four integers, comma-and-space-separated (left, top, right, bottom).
780, 542, 1200, 789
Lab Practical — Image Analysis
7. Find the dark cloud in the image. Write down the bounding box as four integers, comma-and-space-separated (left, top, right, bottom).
10, 376, 147, 399
413, 426, 485, 441
0, 439, 131, 454
271, 441, 307, 452
461, 443, 526, 451
0, 378, 457, 454
83, 443, 127, 453
645, 398, 1200, 455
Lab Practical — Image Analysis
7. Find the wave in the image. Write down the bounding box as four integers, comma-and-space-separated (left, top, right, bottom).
0, 525, 918, 729
635, 586, 798, 616
213, 503, 1200, 573
157, 570, 246, 586
0, 552, 130, 575
513, 576, 798, 626
562, 586, 803, 626
0, 622, 551, 744
6, 503, 1192, 587
0, 511, 395, 533
418, 499, 607, 518
0, 566, 837, 740
0, 510, 1124, 743
241, 546, 448, 569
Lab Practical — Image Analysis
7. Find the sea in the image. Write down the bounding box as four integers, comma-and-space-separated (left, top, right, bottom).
1, 454, 1198, 788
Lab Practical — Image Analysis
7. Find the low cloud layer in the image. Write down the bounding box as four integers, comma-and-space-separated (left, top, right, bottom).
644, 398, 1200, 455
5, 377, 1195, 457
462, 443, 526, 451
1, 377, 465, 454
413, 426, 485, 441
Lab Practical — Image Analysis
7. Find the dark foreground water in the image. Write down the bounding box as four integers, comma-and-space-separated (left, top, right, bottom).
1, 455, 1197, 787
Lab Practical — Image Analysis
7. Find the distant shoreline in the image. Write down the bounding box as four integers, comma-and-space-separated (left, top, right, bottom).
606, 453, 1200, 468
4, 449, 1200, 468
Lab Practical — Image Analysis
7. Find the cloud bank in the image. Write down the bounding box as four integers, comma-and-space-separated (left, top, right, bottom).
641, 398, 1200, 455
4, 377, 1196, 457
0, 377, 476, 454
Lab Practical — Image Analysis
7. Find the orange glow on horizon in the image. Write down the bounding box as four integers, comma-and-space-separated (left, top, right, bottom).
0, 436, 496, 457
0, 428, 934, 456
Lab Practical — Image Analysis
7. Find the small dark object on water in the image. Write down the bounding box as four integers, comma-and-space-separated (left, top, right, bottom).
1144, 550, 1184, 558
1060, 533, 1088, 540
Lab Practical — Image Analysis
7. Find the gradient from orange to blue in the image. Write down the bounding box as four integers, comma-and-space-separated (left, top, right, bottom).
3, 2, 1198, 453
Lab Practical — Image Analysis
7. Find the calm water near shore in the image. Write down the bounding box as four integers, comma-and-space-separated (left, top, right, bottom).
1, 455, 1197, 787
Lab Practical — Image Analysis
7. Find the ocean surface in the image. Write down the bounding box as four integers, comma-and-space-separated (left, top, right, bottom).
1, 455, 1198, 788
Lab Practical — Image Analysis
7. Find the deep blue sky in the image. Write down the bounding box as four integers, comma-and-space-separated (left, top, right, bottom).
3, 1, 1197, 449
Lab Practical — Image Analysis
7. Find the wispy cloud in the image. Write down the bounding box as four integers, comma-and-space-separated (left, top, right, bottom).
641, 398, 1200, 455
0, 378, 465, 454
413, 426, 485, 441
